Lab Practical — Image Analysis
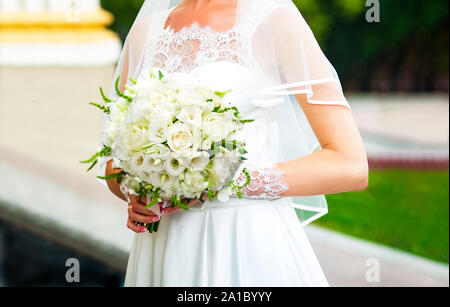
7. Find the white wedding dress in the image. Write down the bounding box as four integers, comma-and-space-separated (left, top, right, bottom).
123, 7, 329, 287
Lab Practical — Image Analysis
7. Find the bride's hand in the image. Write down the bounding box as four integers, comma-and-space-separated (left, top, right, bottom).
161, 194, 208, 215
127, 194, 161, 233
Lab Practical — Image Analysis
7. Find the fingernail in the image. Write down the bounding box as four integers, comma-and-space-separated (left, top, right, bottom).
153, 217, 160, 222
140, 228, 147, 233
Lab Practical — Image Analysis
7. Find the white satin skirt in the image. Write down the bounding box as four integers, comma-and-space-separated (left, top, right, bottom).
124, 197, 328, 287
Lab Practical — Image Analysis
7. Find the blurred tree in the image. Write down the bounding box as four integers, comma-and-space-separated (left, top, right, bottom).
102, 0, 449, 93
101, 0, 145, 41
295, 0, 449, 92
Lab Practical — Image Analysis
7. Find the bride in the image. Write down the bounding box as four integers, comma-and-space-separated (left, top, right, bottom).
98, 0, 368, 287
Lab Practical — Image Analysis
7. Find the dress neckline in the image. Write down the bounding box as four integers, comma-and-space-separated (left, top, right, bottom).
162, 20, 238, 36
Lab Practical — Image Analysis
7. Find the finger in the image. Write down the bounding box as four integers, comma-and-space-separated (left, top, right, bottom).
161, 205, 180, 215
127, 217, 147, 233
129, 193, 149, 206
131, 202, 159, 216
130, 210, 160, 224
187, 199, 201, 207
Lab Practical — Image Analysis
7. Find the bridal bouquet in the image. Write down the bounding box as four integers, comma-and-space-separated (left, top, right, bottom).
82, 67, 252, 232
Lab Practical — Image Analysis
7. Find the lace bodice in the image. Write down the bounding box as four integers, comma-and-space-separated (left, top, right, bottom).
151, 23, 249, 73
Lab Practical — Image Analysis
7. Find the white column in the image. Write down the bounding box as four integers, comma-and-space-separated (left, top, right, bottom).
24, 0, 47, 12
78, 0, 100, 12
48, 0, 72, 13
0, 0, 21, 12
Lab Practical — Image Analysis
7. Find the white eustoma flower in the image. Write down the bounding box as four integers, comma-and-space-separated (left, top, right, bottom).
163, 154, 186, 176
188, 151, 210, 171
150, 144, 171, 159
148, 171, 163, 187
176, 105, 202, 128
159, 174, 176, 191
130, 153, 145, 172
217, 186, 231, 202
147, 122, 169, 144
137, 169, 152, 184
212, 157, 233, 186
175, 86, 205, 107
143, 155, 163, 172
120, 159, 131, 171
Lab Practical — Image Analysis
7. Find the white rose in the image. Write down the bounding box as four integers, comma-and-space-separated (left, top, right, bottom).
122, 124, 151, 152
202, 112, 235, 143
181, 169, 208, 198
166, 122, 200, 157
160, 188, 174, 201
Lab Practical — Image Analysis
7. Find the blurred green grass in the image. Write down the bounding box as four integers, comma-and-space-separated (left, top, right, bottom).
314, 169, 449, 263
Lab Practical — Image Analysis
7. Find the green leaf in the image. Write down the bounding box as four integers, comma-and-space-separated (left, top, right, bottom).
86, 159, 98, 172
89, 102, 110, 114
115, 75, 133, 103
153, 220, 161, 232
214, 90, 231, 98
208, 190, 217, 200
97, 171, 125, 183
238, 148, 248, 155
148, 222, 155, 233
80, 146, 111, 165
158, 70, 164, 80
99, 87, 112, 103
146, 188, 161, 208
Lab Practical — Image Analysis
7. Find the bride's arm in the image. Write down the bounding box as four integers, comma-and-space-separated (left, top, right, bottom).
277, 86, 368, 196
105, 159, 127, 201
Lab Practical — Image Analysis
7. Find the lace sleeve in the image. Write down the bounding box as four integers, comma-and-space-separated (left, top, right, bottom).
233, 162, 289, 200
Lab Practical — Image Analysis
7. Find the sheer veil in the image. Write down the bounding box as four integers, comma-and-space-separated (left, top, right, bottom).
99, 0, 350, 226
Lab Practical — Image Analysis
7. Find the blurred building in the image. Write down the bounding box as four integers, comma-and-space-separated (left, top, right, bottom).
0, 1, 126, 286
0, 0, 121, 176
0, 0, 120, 66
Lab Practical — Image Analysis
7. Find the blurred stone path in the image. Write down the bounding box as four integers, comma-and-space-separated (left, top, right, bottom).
306, 226, 449, 287
349, 94, 449, 169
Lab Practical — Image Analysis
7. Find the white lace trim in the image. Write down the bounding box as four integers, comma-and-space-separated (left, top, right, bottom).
145, 0, 279, 74
151, 22, 248, 73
